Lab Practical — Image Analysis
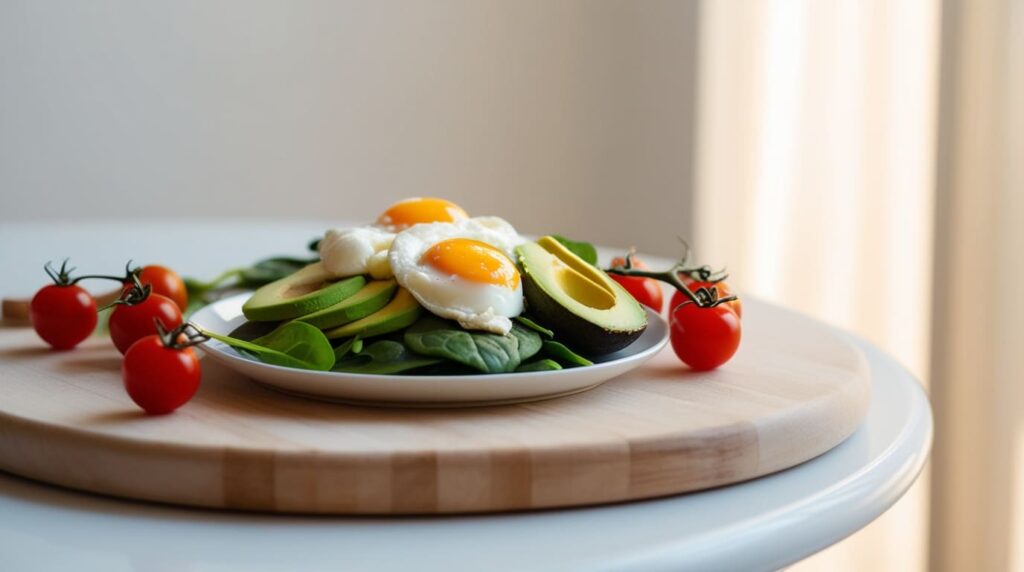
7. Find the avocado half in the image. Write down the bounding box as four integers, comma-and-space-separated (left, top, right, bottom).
516, 236, 647, 355
242, 262, 365, 322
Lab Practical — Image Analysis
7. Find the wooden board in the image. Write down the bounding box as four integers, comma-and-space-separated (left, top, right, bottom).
0, 301, 870, 514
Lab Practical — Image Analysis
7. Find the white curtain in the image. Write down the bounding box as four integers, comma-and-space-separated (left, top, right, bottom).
694, 0, 940, 569
929, 0, 1024, 570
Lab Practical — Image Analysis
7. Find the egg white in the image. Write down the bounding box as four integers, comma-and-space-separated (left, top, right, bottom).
319, 226, 396, 279
388, 218, 525, 334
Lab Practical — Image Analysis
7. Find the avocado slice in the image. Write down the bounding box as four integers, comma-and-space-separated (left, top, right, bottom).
242, 262, 365, 322
324, 287, 422, 340
516, 236, 647, 355
296, 280, 398, 330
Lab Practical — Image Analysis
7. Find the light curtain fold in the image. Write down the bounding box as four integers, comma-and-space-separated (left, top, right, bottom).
694, 1, 939, 570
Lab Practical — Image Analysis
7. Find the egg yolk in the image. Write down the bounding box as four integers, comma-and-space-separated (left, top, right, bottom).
377, 198, 468, 230
421, 239, 521, 289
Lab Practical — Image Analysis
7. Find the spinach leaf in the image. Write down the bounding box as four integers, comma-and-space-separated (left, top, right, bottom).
514, 315, 554, 338
332, 340, 443, 375
542, 340, 594, 368
202, 321, 335, 371
403, 316, 542, 373
238, 256, 318, 287
551, 235, 598, 265
227, 320, 281, 342
250, 322, 336, 369
184, 249, 320, 313
516, 359, 563, 372
509, 321, 543, 361
184, 269, 243, 298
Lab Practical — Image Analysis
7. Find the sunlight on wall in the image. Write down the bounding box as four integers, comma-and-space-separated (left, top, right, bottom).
695, 0, 939, 569
750, 0, 803, 297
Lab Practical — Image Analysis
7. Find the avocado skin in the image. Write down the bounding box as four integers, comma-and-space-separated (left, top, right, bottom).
522, 272, 644, 356
242, 264, 365, 322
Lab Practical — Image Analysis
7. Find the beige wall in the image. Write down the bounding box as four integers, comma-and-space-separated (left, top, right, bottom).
0, 0, 698, 257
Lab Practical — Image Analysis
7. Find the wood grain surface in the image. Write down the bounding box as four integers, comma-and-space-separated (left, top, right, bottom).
0, 300, 871, 514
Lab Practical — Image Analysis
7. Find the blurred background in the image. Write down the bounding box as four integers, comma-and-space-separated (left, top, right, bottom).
1, 1, 1021, 569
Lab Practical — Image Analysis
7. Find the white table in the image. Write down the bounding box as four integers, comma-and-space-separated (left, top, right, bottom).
0, 221, 932, 572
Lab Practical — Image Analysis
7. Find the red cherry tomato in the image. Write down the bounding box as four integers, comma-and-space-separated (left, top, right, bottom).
109, 293, 183, 354
30, 284, 98, 350
123, 335, 201, 414
671, 278, 742, 318
126, 265, 188, 312
609, 256, 664, 312
670, 301, 741, 371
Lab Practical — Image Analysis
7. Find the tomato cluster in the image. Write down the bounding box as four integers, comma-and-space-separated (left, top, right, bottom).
608, 253, 742, 371
29, 261, 202, 414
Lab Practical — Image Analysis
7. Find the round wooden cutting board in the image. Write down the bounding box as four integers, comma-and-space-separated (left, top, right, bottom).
0, 300, 870, 514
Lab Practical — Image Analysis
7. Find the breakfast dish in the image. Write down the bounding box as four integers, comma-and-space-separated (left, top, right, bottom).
203, 197, 654, 377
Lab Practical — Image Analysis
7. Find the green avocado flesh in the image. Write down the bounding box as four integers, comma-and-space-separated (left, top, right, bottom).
296, 279, 398, 329
516, 236, 647, 355
243, 263, 366, 322
325, 287, 422, 340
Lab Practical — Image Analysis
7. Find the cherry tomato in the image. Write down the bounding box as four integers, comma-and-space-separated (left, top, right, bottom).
109, 293, 183, 354
126, 265, 188, 312
123, 335, 201, 414
609, 256, 664, 312
670, 301, 741, 371
30, 284, 98, 350
672, 278, 742, 318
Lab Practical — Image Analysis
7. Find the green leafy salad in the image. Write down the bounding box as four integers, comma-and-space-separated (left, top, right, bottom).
198, 198, 649, 375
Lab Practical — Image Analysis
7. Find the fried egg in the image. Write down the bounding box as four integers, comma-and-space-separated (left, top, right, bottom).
376, 197, 469, 232
320, 197, 469, 279
388, 219, 525, 334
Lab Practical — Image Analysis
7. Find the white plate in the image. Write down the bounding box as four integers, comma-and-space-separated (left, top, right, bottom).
190, 293, 669, 407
